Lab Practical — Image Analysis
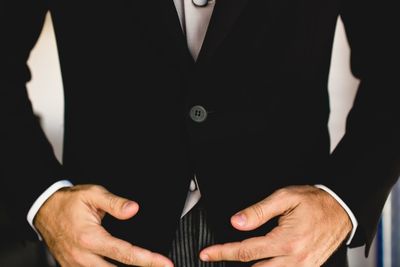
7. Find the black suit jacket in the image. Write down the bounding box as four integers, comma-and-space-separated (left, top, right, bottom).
0, 0, 398, 266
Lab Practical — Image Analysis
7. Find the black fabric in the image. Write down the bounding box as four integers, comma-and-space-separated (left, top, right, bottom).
168, 201, 226, 267
0, 241, 51, 267
0, 0, 399, 265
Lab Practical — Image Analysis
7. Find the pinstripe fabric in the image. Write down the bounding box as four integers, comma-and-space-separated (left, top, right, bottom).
169, 202, 226, 267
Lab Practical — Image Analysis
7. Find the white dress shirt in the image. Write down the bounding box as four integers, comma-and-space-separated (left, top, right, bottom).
28, 0, 357, 245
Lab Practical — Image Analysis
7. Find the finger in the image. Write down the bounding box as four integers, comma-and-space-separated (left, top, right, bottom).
251, 256, 286, 267
75, 253, 118, 267
231, 188, 298, 231
88, 186, 139, 220
93, 233, 173, 267
200, 234, 286, 262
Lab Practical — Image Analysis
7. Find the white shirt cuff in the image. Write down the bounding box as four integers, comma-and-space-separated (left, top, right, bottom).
314, 184, 358, 245
27, 180, 73, 240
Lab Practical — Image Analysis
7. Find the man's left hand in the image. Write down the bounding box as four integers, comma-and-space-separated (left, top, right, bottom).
200, 185, 352, 267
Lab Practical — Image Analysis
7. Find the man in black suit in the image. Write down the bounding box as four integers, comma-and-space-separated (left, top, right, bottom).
1, 0, 398, 266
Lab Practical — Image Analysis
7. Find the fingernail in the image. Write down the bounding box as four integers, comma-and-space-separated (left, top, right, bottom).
200, 253, 210, 261
123, 201, 137, 212
233, 213, 247, 226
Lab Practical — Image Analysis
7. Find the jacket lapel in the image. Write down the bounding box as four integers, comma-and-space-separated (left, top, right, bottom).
156, 0, 187, 46
153, 0, 251, 63
197, 0, 250, 62
156, 0, 195, 64
128, 0, 251, 64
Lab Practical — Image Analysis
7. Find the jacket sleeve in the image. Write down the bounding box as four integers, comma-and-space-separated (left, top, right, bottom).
325, 0, 399, 255
0, 0, 64, 241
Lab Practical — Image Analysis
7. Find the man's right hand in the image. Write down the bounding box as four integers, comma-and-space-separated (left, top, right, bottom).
34, 184, 174, 267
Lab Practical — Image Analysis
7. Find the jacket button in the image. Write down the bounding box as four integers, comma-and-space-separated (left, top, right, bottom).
190, 105, 208, 123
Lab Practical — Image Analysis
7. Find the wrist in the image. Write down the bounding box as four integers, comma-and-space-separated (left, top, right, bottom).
34, 187, 70, 234
28, 180, 74, 240
319, 188, 352, 241
314, 184, 358, 245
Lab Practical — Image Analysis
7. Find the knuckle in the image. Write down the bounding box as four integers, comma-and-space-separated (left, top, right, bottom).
69, 249, 82, 264
237, 246, 254, 262
210, 244, 224, 261
277, 187, 297, 201
282, 241, 295, 255
75, 258, 86, 267
119, 246, 137, 265
77, 233, 94, 249
296, 251, 311, 264
251, 203, 265, 222
122, 253, 137, 265
282, 238, 302, 255
275, 187, 300, 205
107, 193, 121, 211
291, 238, 304, 254
276, 188, 290, 197
110, 245, 122, 258
251, 245, 265, 260
89, 184, 107, 193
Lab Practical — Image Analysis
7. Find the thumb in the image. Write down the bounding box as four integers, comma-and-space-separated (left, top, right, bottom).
89, 186, 139, 220
231, 188, 297, 231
